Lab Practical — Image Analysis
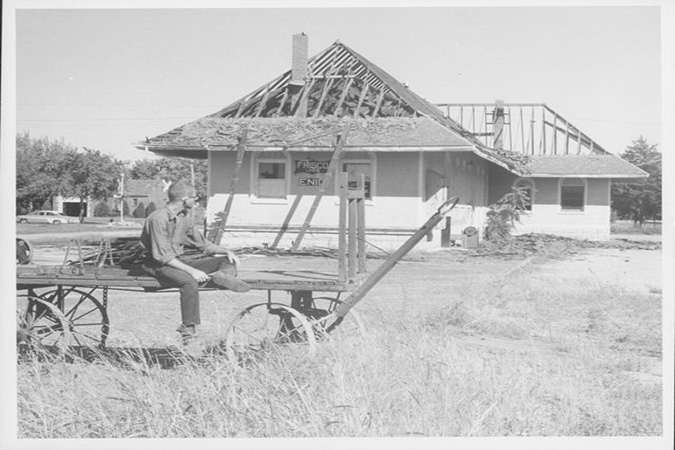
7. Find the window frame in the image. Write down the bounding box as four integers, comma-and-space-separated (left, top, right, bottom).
559, 177, 587, 213
251, 154, 290, 204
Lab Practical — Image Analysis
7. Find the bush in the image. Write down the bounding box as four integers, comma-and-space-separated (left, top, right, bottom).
132, 202, 146, 218
484, 186, 530, 243
94, 202, 112, 217
122, 201, 131, 216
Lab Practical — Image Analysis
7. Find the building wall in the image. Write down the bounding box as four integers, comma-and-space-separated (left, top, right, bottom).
208, 150, 439, 250
514, 178, 611, 239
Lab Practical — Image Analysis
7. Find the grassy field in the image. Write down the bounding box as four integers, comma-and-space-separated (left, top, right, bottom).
16, 247, 662, 438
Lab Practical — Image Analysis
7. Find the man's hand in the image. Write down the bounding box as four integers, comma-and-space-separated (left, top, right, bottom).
215, 248, 240, 266
189, 268, 210, 284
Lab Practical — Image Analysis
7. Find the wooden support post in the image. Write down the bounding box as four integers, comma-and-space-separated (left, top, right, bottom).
293, 78, 316, 117
553, 115, 558, 155
484, 105, 488, 147
338, 171, 348, 283
530, 107, 535, 155
208, 129, 248, 243
356, 174, 366, 274
313, 78, 334, 118
255, 87, 271, 118
577, 128, 582, 154
520, 107, 525, 153
291, 123, 351, 252
564, 122, 570, 155
441, 216, 452, 247
493, 100, 504, 150
348, 194, 358, 280
353, 81, 369, 118
333, 77, 354, 117
541, 108, 546, 155
275, 88, 290, 116
372, 90, 385, 116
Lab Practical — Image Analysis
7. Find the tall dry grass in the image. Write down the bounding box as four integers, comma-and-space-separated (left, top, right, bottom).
17, 266, 662, 438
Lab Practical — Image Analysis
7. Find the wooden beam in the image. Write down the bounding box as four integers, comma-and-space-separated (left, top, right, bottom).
353, 81, 370, 118
553, 115, 558, 155
372, 90, 385, 116
271, 195, 303, 249
313, 78, 334, 118
348, 194, 357, 280
338, 171, 348, 283
564, 120, 570, 155
255, 87, 271, 118
274, 89, 290, 117
291, 123, 351, 252
356, 174, 366, 274
293, 78, 316, 117
333, 77, 354, 117
208, 129, 248, 243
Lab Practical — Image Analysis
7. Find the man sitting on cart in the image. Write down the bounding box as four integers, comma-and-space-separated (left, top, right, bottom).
140, 181, 250, 345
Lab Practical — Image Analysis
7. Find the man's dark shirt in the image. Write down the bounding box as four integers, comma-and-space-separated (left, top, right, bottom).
140, 207, 219, 266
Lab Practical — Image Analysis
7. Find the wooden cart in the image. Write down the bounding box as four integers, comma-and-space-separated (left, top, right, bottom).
17, 174, 458, 358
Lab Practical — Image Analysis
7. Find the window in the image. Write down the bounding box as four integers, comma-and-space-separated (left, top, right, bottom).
343, 162, 372, 200
560, 178, 585, 212
256, 160, 287, 199
513, 178, 534, 211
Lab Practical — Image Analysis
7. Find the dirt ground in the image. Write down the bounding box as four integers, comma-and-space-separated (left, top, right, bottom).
22, 241, 663, 348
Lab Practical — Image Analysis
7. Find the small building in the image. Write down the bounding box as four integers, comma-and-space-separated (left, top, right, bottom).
122, 179, 168, 216
138, 35, 646, 249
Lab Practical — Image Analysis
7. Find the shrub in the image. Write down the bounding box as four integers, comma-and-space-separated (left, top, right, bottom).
484, 186, 530, 243
132, 202, 146, 218
122, 200, 131, 216
94, 202, 112, 217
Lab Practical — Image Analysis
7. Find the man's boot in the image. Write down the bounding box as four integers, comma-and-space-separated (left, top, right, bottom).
209, 264, 251, 293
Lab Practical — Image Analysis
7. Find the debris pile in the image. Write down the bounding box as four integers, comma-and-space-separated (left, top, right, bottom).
472, 233, 661, 258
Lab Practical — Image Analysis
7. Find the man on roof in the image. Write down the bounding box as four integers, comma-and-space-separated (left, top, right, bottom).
140, 180, 250, 349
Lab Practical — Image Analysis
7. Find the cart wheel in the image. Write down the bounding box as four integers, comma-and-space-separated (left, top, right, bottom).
302, 296, 366, 340
28, 288, 110, 349
224, 302, 317, 361
17, 294, 72, 354
16, 238, 33, 265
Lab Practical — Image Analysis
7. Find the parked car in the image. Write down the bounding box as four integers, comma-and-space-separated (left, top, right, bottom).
16, 210, 78, 224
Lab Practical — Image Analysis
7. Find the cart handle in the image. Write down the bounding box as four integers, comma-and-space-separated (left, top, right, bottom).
438, 196, 460, 216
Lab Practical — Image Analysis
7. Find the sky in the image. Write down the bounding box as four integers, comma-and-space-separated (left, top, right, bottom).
12, 4, 663, 163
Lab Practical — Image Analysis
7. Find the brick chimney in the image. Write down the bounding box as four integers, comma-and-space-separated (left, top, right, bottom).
290, 33, 308, 87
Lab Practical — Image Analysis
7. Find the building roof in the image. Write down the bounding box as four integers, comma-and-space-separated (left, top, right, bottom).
145, 117, 475, 151
138, 40, 528, 175
529, 155, 648, 178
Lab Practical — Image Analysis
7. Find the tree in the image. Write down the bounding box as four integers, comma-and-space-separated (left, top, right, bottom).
611, 137, 661, 225
64, 148, 123, 223
16, 132, 73, 213
129, 157, 208, 202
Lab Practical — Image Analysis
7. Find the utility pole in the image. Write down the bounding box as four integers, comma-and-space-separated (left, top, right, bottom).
119, 172, 125, 224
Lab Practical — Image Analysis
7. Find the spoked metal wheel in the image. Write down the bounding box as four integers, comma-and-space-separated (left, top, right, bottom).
224, 302, 317, 361
17, 295, 71, 354
299, 296, 366, 340
17, 287, 110, 350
